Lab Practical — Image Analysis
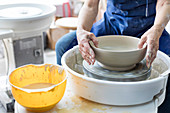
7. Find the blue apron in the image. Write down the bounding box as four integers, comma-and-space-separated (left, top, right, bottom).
91, 0, 170, 56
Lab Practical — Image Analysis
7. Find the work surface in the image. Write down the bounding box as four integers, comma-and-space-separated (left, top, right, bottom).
15, 79, 157, 113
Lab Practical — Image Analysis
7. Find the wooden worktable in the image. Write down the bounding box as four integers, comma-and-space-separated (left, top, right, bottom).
15, 79, 156, 113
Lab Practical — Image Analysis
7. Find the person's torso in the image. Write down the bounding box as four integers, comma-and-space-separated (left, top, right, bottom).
105, 0, 157, 37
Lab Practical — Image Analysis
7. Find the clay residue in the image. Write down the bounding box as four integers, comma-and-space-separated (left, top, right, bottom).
49, 87, 115, 113
148, 58, 169, 80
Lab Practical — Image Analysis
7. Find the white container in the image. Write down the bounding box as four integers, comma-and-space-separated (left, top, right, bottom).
0, 3, 56, 38
62, 46, 170, 106
0, 3, 56, 72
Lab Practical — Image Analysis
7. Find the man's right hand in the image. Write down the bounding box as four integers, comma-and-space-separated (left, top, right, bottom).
77, 30, 98, 65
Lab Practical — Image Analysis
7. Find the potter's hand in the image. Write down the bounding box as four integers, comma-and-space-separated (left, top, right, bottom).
77, 30, 98, 65
138, 26, 162, 68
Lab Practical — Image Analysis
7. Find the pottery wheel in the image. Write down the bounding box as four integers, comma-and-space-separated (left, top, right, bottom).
83, 60, 151, 82
0, 7, 42, 18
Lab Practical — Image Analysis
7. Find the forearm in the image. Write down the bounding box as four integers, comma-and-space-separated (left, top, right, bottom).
154, 0, 170, 33
77, 0, 100, 35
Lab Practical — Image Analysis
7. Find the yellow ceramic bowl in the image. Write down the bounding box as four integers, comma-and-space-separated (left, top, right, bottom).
9, 64, 67, 112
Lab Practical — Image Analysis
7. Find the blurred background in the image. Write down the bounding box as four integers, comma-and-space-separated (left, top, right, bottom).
0, 0, 107, 112
0, 0, 169, 112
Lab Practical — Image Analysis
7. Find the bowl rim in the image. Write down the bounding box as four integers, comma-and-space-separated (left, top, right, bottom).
90, 35, 147, 53
8, 64, 68, 93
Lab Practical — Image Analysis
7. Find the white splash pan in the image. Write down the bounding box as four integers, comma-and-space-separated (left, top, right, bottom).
61, 46, 170, 106
0, 3, 56, 37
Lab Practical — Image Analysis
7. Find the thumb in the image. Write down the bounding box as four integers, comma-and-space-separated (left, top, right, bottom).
138, 35, 147, 49
89, 33, 98, 47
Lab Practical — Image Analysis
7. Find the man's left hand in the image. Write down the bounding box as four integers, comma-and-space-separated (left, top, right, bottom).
138, 25, 163, 68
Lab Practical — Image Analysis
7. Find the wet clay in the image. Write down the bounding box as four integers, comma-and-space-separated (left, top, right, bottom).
89, 36, 147, 70
22, 83, 54, 89
100, 46, 136, 51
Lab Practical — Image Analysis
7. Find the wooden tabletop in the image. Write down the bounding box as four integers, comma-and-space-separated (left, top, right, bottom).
14, 78, 156, 113
55, 17, 78, 30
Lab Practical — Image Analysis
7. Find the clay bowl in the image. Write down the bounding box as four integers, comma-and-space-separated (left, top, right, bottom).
90, 35, 147, 71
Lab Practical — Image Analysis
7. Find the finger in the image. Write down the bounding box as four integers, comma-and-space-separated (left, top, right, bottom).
79, 46, 91, 58
146, 39, 155, 68
80, 50, 92, 65
89, 33, 98, 47
150, 49, 157, 65
138, 35, 147, 49
80, 46, 95, 65
145, 35, 160, 68
83, 43, 95, 58
83, 53, 94, 65
145, 44, 152, 68
91, 55, 95, 65
146, 50, 152, 68
79, 45, 96, 64
83, 47, 95, 65
150, 54, 156, 66
85, 56, 92, 65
